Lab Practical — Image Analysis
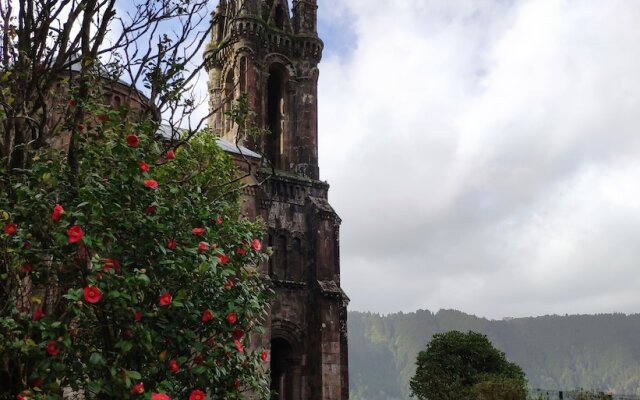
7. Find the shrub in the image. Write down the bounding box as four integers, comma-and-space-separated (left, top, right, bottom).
0, 108, 272, 399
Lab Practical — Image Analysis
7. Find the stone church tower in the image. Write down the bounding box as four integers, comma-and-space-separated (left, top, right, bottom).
205, 1, 349, 399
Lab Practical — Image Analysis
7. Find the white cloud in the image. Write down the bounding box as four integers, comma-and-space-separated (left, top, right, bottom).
318, 0, 640, 318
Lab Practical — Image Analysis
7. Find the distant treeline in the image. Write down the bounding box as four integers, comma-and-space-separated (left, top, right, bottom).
348, 309, 640, 400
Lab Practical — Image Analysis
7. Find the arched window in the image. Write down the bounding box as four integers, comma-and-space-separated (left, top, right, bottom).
224, 69, 235, 133
267, 64, 287, 169
239, 57, 247, 93
289, 237, 302, 281
274, 234, 287, 279
216, 19, 225, 43
274, 4, 285, 29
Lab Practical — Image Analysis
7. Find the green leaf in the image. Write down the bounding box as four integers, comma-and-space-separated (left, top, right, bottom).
87, 380, 102, 394
115, 340, 133, 353
198, 262, 210, 274
63, 288, 83, 301
125, 370, 141, 380
89, 352, 104, 365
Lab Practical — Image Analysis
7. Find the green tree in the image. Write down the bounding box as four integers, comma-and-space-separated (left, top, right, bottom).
472, 376, 528, 400
409, 330, 527, 400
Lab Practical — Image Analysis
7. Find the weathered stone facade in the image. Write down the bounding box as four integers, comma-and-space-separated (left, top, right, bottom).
205, 1, 349, 399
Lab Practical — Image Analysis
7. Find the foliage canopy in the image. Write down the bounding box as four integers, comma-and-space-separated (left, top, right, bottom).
409, 330, 527, 400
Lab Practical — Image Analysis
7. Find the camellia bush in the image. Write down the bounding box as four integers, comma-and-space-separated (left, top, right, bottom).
0, 104, 273, 399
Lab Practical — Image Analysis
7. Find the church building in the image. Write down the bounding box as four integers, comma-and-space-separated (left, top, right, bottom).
205, 1, 349, 399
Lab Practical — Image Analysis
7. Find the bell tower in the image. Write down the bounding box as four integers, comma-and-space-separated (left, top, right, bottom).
206, 1, 349, 400
207, 0, 323, 179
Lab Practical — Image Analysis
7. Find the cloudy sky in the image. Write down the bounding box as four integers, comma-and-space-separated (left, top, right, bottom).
313, 0, 640, 319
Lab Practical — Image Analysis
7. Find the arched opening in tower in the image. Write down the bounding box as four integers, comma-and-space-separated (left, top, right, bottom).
216, 18, 224, 42
274, 4, 285, 30
267, 64, 286, 169
290, 237, 302, 281
270, 338, 293, 400
224, 69, 235, 133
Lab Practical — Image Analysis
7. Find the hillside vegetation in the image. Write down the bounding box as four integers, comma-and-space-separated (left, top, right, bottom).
349, 310, 640, 400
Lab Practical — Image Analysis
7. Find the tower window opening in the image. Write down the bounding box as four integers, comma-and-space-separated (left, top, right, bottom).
274, 4, 285, 29
267, 64, 286, 169
274, 234, 287, 279
290, 237, 302, 281
224, 69, 235, 133
239, 57, 247, 93
217, 20, 224, 42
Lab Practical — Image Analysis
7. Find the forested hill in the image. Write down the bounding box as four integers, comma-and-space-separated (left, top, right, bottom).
348, 309, 640, 400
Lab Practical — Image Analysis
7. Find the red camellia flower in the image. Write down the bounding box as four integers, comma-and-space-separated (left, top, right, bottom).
167, 239, 177, 250
191, 227, 205, 235
121, 330, 134, 339
236, 246, 246, 255
194, 354, 205, 364
234, 379, 241, 390
224, 278, 234, 290
217, 253, 229, 265
198, 242, 208, 253
152, 394, 171, 400
216, 216, 222, 225
144, 179, 158, 190
46, 341, 60, 356
66, 225, 83, 243
68, 99, 76, 108
251, 239, 262, 252
139, 161, 150, 173
134, 311, 143, 322
3, 223, 17, 235
52, 204, 64, 222
261, 350, 269, 362
126, 134, 140, 148
168, 359, 180, 373
234, 338, 244, 353
33, 308, 44, 321
166, 150, 175, 160
159, 292, 172, 306
103, 258, 120, 273
16, 394, 27, 400
83, 285, 102, 303
76, 123, 85, 131
145, 205, 157, 215
201, 309, 213, 322
130, 382, 144, 395
20, 264, 32, 274
232, 328, 245, 341
226, 312, 237, 325
189, 389, 206, 400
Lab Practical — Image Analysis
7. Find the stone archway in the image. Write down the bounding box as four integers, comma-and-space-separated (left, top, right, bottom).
270, 337, 293, 399
270, 321, 303, 399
